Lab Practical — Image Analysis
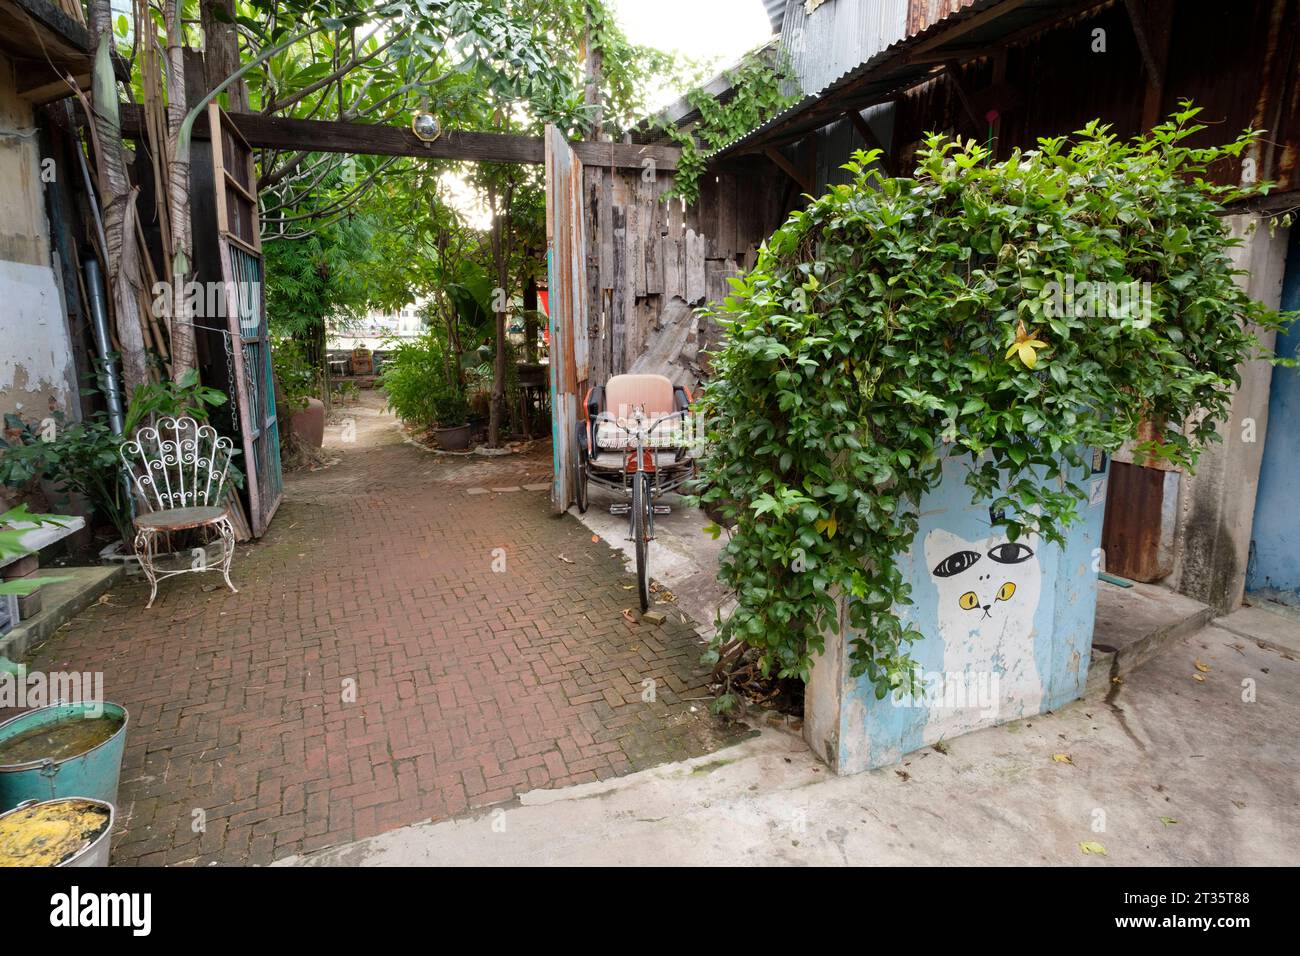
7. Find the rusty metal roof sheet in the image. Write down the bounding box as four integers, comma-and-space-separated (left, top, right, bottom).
718, 0, 1112, 154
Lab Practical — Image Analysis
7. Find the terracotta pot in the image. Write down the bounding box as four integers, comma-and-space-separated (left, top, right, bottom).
434, 423, 472, 451
289, 398, 326, 450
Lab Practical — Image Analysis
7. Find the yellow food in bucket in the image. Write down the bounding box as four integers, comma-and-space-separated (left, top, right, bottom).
0, 799, 111, 867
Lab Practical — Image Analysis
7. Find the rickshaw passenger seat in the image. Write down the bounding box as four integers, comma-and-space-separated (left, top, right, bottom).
603, 373, 676, 418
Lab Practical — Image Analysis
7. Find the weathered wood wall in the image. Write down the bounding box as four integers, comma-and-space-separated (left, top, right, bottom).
580, 154, 789, 389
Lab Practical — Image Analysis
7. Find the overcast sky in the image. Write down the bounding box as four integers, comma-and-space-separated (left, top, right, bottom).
612, 0, 775, 109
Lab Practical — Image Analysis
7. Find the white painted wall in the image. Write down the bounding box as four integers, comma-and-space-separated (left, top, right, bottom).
0, 50, 74, 427
0, 259, 77, 420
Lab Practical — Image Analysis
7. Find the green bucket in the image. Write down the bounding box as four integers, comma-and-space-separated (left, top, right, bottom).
0, 702, 128, 813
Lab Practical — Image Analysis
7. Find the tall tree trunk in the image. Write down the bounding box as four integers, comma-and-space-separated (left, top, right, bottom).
487, 179, 513, 447
88, 3, 150, 394
583, 1, 603, 139
200, 0, 248, 112
164, 0, 195, 380
523, 269, 538, 364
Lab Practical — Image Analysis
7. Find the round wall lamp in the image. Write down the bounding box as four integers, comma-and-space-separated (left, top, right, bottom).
411, 112, 442, 143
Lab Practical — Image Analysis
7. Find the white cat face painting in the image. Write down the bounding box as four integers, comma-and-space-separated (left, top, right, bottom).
922, 526, 1044, 718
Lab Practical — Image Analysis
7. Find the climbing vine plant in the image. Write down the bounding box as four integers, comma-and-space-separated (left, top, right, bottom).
663, 53, 797, 206
695, 106, 1293, 700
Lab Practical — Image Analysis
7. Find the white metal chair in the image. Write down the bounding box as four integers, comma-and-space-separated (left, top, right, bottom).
119, 416, 237, 608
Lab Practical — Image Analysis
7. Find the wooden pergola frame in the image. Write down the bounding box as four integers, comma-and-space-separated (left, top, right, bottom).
118, 103, 680, 171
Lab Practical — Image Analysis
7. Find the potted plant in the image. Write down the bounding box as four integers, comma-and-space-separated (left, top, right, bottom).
272, 340, 325, 451
431, 387, 471, 450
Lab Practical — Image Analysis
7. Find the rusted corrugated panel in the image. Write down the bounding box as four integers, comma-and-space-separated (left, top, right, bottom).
1102, 461, 1178, 582
889, 0, 1300, 193
907, 0, 977, 35
1164, 0, 1300, 193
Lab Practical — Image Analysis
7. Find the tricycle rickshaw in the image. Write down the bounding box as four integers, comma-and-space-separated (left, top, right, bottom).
575, 373, 697, 611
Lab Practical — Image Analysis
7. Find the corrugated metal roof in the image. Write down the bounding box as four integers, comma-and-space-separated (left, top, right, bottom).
778, 0, 910, 97
718, 0, 1111, 155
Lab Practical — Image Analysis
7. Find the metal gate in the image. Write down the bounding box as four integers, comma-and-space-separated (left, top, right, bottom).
209, 104, 283, 537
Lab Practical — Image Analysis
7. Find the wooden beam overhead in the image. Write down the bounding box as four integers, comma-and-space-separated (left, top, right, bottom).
944, 60, 984, 134
763, 147, 813, 193
116, 103, 678, 170
1122, 0, 1175, 129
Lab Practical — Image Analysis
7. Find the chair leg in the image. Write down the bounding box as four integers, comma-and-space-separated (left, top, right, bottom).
135, 528, 159, 609
216, 516, 238, 595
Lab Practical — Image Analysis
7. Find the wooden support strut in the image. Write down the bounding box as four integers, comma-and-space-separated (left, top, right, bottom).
116, 103, 678, 170
1121, 0, 1174, 130
843, 109, 890, 173
944, 60, 983, 135
764, 147, 813, 193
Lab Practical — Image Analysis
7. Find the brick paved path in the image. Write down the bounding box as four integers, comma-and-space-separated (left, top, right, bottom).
9, 392, 744, 865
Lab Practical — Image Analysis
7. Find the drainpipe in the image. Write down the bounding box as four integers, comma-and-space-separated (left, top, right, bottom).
83, 258, 125, 436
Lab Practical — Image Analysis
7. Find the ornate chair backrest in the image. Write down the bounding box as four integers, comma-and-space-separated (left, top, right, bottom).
119, 417, 234, 513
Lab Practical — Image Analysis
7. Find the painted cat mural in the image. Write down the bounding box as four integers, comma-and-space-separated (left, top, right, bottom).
923, 526, 1044, 719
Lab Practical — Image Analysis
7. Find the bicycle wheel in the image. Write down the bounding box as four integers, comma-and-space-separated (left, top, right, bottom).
633, 472, 651, 612
575, 424, 590, 513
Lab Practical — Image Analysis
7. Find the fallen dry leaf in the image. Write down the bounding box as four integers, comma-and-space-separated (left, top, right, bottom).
1192, 674, 1206, 682
1160, 816, 1178, 826
1052, 753, 1074, 765
557, 553, 575, 564
1079, 841, 1108, 856
1194, 659, 1211, 673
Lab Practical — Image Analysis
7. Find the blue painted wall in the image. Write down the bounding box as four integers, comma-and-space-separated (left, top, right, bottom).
823, 454, 1108, 771
1247, 230, 1300, 602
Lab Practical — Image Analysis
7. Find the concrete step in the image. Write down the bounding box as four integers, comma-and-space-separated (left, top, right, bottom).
0, 565, 125, 662
1214, 603, 1300, 657
1086, 578, 1213, 694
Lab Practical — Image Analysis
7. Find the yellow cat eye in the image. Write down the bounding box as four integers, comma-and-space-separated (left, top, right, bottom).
959, 591, 980, 610
997, 582, 1016, 602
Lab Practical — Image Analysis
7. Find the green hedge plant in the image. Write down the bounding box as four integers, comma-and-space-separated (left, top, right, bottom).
695, 106, 1293, 699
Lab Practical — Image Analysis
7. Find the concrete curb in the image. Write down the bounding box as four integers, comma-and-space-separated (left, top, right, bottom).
1085, 579, 1213, 695
0, 565, 124, 661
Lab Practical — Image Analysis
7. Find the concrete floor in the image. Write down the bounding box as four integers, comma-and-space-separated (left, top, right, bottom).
575, 484, 733, 641
279, 606, 1300, 866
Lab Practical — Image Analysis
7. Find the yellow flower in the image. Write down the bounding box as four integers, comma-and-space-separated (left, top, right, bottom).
1005, 320, 1048, 368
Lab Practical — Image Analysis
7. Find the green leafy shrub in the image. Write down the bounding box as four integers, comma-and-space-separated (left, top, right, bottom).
123, 368, 228, 435
662, 53, 797, 207
431, 389, 469, 427
696, 107, 1293, 696
0, 412, 133, 546
272, 338, 320, 413
381, 329, 459, 426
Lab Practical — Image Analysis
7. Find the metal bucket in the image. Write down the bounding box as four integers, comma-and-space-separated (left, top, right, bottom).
0, 797, 115, 866
0, 702, 128, 812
